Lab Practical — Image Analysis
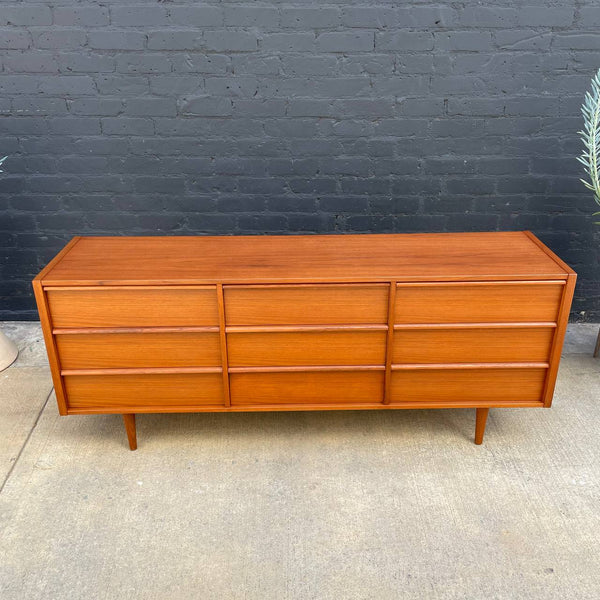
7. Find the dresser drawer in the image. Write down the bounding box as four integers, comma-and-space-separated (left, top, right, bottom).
227, 330, 386, 367
392, 327, 554, 364
47, 287, 219, 328
390, 368, 546, 404
230, 371, 384, 405
56, 332, 221, 369
395, 283, 563, 324
64, 373, 225, 409
224, 284, 388, 325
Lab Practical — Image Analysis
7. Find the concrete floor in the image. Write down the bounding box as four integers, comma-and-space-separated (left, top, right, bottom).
0, 322, 599, 600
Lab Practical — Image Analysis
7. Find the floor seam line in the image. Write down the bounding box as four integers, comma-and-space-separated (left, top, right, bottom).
0, 386, 54, 496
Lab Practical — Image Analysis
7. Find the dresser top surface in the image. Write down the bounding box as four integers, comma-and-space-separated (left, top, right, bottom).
37, 231, 573, 285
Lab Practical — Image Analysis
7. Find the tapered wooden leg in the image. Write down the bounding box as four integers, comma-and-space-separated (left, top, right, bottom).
594, 327, 600, 358
474, 408, 489, 445
123, 414, 137, 450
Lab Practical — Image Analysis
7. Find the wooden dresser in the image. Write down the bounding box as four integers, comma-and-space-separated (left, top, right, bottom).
33, 232, 576, 450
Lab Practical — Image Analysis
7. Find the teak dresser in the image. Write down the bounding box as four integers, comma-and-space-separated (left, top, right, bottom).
33, 232, 576, 450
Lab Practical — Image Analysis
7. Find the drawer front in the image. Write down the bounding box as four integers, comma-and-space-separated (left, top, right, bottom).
225, 284, 388, 325
230, 371, 384, 405
390, 368, 546, 403
65, 373, 225, 409
56, 332, 221, 369
392, 327, 554, 364
47, 287, 219, 328
227, 331, 386, 367
395, 283, 563, 324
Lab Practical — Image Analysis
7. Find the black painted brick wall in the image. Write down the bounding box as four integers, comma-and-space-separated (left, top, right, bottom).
1, 1, 599, 319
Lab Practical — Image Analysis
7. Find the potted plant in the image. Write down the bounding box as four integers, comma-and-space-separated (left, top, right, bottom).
578, 69, 600, 356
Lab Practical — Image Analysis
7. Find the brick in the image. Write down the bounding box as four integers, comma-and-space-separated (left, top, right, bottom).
147, 30, 204, 51
435, 32, 493, 51
341, 8, 397, 28
88, 31, 146, 50
47, 117, 101, 135
234, 99, 287, 117
238, 215, 288, 232
289, 179, 337, 194
579, 8, 600, 27
0, 5, 52, 26
261, 33, 314, 52
116, 54, 171, 74
333, 99, 394, 117
494, 30, 552, 51
0, 29, 31, 49
95, 75, 149, 95
171, 54, 228, 74
238, 178, 287, 194
282, 55, 337, 76
58, 157, 109, 174
167, 6, 223, 27
53, 6, 109, 27
125, 98, 176, 117
205, 77, 259, 97
340, 54, 395, 75
448, 98, 505, 117
110, 6, 167, 27
518, 7, 574, 27
320, 196, 369, 212
224, 7, 279, 27
37, 76, 96, 95
264, 119, 319, 138
3, 51, 58, 73
134, 177, 185, 194
459, 7, 518, 28
12, 97, 67, 115
553, 34, 600, 50
179, 96, 233, 116
317, 32, 374, 52
58, 53, 115, 73
287, 100, 334, 117
101, 118, 154, 136
280, 8, 340, 29
149, 77, 204, 96
214, 159, 267, 176
504, 98, 558, 117
376, 31, 433, 51
397, 7, 458, 28
399, 98, 445, 116
33, 29, 86, 49
232, 56, 280, 75
204, 30, 258, 52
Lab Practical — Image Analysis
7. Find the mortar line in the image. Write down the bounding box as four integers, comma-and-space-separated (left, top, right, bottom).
0, 386, 54, 496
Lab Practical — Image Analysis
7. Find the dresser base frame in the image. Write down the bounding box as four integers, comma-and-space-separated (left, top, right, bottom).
115, 406, 495, 450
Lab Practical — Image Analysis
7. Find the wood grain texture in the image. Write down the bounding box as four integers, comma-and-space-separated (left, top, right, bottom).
47, 287, 219, 327
217, 284, 232, 407
122, 414, 137, 451
32, 231, 575, 443
475, 408, 489, 445
230, 371, 384, 405
224, 284, 388, 325
56, 332, 221, 369
542, 273, 577, 407
32, 280, 69, 415
67, 400, 544, 415
64, 373, 225, 410
392, 327, 554, 364
390, 368, 547, 403
227, 330, 386, 367
395, 282, 563, 324
39, 232, 570, 285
